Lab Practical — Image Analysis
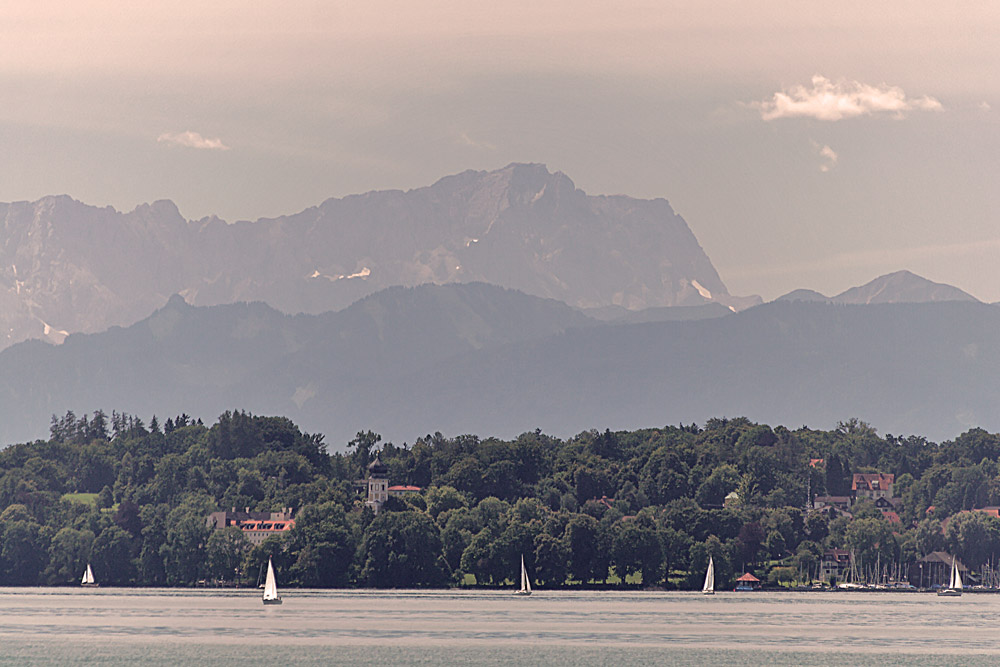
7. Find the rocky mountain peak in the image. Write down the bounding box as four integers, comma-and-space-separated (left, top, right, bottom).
130, 199, 184, 222
833, 270, 978, 305
775, 271, 977, 305
0, 164, 759, 350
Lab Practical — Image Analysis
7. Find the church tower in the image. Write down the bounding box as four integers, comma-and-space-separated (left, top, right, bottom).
366, 455, 389, 514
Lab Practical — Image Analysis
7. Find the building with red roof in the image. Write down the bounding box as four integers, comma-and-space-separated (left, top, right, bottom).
206, 507, 296, 545
853, 473, 894, 500
388, 485, 423, 496
237, 518, 295, 545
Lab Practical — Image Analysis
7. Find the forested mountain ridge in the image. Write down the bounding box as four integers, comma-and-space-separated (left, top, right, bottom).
0, 283, 594, 445
384, 299, 1000, 443
0, 284, 997, 446
4, 409, 1000, 591
0, 163, 753, 351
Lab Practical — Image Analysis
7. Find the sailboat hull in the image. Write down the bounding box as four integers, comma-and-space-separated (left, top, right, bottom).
513, 590, 531, 596
936, 589, 962, 597
262, 598, 283, 605
702, 590, 715, 595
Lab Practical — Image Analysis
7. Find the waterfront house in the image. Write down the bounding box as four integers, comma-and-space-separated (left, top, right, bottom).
205, 507, 296, 546
819, 548, 850, 583
237, 518, 295, 546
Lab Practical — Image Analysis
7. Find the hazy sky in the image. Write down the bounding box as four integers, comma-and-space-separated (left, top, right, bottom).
3, 1, 1000, 301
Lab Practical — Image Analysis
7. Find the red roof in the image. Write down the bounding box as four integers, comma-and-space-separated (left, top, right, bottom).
387, 485, 422, 492
736, 572, 760, 582
852, 473, 894, 491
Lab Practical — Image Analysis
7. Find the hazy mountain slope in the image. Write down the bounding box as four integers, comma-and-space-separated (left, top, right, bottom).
0, 197, 197, 348
0, 283, 595, 445
580, 302, 734, 323
775, 270, 979, 305
0, 164, 754, 350
281, 282, 596, 385
832, 270, 978, 304
774, 289, 831, 303
357, 301, 999, 445
1, 286, 999, 447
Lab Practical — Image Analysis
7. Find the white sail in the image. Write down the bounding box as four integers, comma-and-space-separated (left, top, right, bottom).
263, 558, 279, 602
937, 556, 963, 596
703, 556, 715, 593
520, 555, 531, 593
81, 564, 95, 585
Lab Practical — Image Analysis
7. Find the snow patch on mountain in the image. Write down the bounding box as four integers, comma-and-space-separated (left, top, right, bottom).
691, 279, 712, 300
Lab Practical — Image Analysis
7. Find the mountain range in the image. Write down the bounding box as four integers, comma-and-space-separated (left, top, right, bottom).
0, 163, 758, 352
0, 164, 991, 448
776, 270, 979, 305
0, 278, 993, 447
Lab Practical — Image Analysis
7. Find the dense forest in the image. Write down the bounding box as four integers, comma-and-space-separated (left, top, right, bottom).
1, 410, 1000, 589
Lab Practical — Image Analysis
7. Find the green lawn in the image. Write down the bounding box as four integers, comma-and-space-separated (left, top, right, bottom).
61, 493, 118, 512
62, 492, 99, 506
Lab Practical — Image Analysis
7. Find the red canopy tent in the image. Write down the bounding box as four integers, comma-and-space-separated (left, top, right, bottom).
736, 573, 760, 582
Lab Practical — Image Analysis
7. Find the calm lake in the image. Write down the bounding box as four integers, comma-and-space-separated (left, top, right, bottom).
0, 588, 997, 665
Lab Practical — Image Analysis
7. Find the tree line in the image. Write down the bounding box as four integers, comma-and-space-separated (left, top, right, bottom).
1, 410, 1000, 588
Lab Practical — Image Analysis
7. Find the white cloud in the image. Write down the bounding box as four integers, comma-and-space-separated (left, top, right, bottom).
757, 75, 943, 121
157, 130, 230, 150
458, 132, 496, 150
817, 144, 838, 172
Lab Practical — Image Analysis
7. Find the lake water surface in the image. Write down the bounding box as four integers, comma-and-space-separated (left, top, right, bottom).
1, 588, 998, 665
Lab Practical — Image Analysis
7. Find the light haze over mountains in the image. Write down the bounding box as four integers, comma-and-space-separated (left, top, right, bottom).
0, 164, 754, 351
776, 270, 978, 305
0, 164, 992, 447
0, 281, 993, 448
5, 3, 1000, 305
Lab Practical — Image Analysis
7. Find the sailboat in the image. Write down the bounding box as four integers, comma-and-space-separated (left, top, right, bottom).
81, 563, 98, 587
937, 557, 963, 597
513, 555, 532, 596
702, 556, 715, 595
262, 557, 282, 605
838, 550, 864, 590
